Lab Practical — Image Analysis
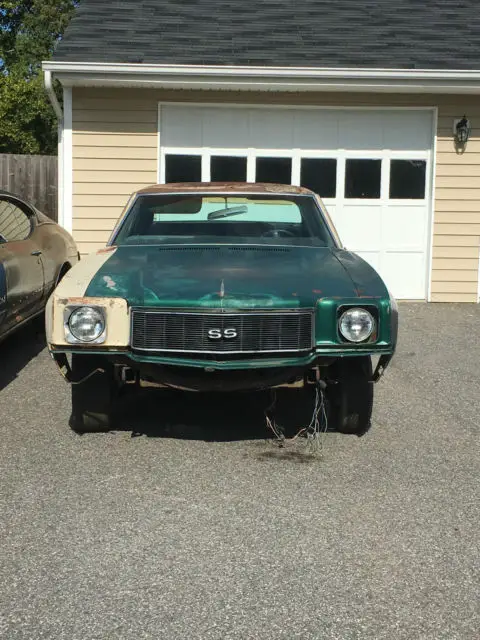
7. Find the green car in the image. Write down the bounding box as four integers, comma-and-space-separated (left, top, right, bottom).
46, 183, 397, 435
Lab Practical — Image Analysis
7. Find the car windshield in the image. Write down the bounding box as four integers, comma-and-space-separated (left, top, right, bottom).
112, 193, 336, 247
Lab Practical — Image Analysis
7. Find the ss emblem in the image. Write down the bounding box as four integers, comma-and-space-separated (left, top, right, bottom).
208, 327, 238, 340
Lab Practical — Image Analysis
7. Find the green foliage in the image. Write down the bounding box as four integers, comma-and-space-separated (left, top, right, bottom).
0, 0, 78, 154
0, 74, 58, 154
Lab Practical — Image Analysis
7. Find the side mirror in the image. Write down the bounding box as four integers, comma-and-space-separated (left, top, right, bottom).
0, 233, 7, 244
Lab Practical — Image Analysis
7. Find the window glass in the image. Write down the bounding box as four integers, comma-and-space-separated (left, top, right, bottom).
211, 156, 247, 182
255, 157, 292, 185
165, 155, 201, 183
114, 193, 335, 247
390, 160, 426, 199
300, 158, 337, 198
0, 199, 31, 242
345, 159, 381, 199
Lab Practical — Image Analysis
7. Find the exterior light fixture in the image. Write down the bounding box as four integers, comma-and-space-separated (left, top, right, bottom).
454, 116, 471, 145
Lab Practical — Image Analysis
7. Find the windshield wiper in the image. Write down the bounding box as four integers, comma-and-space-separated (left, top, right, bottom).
207, 206, 248, 221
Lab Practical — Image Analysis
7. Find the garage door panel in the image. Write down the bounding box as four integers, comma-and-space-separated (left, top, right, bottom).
384, 204, 427, 251
248, 110, 295, 149
293, 111, 339, 149
323, 204, 342, 240
202, 108, 250, 148
323, 203, 337, 224
339, 205, 382, 251
161, 106, 203, 147
382, 252, 426, 299
353, 251, 381, 273
382, 111, 433, 150
338, 113, 384, 150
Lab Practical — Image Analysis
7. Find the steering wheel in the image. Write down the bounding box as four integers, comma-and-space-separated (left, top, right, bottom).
261, 228, 296, 239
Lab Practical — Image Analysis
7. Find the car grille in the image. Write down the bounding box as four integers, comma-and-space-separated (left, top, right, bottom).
131, 310, 314, 354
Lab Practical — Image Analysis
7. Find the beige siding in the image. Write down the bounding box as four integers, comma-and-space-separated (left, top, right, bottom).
433, 234, 480, 247
435, 164, 480, 177
71, 88, 480, 301
71, 86, 157, 255
73, 218, 119, 231
433, 98, 480, 301
433, 246, 479, 258
432, 258, 478, 270
434, 212, 480, 224
431, 281, 477, 293
74, 183, 147, 196
430, 293, 478, 303
73, 146, 157, 160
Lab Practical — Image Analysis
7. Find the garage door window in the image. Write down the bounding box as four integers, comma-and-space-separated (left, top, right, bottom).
300, 158, 337, 198
256, 157, 292, 185
211, 156, 247, 182
345, 159, 381, 199
389, 160, 426, 199
165, 155, 201, 183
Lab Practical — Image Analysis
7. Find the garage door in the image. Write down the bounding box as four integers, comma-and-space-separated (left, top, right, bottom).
158, 105, 434, 299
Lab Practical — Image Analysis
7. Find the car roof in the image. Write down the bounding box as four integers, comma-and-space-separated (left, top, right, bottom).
136, 183, 315, 196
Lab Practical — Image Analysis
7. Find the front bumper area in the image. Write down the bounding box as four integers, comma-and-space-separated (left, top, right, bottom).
50, 348, 394, 392
50, 343, 394, 370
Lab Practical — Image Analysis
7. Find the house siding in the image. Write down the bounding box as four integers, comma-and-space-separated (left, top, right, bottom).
71, 88, 480, 302
72, 89, 158, 255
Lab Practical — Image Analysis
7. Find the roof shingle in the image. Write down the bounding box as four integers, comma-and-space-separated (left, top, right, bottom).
53, 0, 480, 70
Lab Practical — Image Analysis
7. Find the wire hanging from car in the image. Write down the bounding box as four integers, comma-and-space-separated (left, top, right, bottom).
305, 382, 328, 455
264, 390, 285, 443
264, 381, 328, 455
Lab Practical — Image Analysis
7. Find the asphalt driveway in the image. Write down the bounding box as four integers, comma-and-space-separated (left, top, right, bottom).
0, 303, 479, 639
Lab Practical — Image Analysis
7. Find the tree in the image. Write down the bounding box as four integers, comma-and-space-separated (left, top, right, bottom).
0, 0, 78, 154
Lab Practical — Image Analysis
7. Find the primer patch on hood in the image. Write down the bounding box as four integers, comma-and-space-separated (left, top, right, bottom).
53, 248, 118, 299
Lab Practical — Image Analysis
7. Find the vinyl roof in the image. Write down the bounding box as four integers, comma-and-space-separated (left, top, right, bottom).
136, 183, 313, 195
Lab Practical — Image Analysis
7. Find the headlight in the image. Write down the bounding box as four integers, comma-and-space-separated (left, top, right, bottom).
339, 307, 375, 343
66, 306, 106, 343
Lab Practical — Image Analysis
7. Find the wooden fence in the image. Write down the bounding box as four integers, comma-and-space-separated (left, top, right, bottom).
0, 154, 58, 221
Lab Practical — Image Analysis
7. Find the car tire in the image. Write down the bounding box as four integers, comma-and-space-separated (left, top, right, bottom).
328, 356, 373, 436
69, 354, 116, 433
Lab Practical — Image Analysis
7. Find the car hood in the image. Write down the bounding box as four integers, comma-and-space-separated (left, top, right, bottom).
83, 244, 388, 309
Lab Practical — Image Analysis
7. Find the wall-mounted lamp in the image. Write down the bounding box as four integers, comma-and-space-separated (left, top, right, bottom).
453, 116, 471, 145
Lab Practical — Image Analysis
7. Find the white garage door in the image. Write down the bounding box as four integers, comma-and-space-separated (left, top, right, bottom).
158, 105, 434, 299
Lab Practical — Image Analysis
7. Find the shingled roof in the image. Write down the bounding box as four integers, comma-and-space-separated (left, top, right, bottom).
54, 0, 480, 70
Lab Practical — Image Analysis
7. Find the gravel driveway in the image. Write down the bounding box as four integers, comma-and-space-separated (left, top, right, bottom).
0, 303, 479, 639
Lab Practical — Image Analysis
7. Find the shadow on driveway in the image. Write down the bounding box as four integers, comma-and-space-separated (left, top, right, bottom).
110, 388, 325, 463
114, 387, 273, 441
0, 317, 46, 392
113, 387, 316, 443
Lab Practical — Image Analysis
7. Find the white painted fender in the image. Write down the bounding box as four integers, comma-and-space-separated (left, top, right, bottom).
46, 249, 131, 349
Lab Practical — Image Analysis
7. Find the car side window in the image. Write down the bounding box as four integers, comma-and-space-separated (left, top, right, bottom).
0, 198, 32, 243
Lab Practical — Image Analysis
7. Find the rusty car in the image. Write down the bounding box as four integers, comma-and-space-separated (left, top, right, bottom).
45, 183, 397, 435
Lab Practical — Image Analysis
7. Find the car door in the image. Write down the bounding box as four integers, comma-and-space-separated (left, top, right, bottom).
0, 196, 44, 331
